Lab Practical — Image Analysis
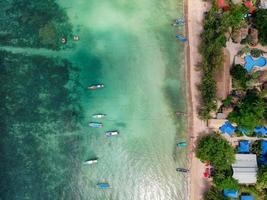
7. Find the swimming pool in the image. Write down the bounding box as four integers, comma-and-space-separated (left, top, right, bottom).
244, 55, 267, 72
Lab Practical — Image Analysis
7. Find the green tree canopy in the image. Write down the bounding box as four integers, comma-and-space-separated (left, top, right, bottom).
196, 134, 235, 170
221, 5, 247, 31
204, 186, 228, 200
230, 64, 249, 89
213, 169, 239, 190
255, 9, 267, 45
228, 90, 266, 132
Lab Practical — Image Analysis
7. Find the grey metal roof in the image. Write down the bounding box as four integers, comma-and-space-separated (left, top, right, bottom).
232, 154, 258, 184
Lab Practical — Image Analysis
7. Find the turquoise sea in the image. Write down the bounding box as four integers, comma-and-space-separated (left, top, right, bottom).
1, 0, 187, 199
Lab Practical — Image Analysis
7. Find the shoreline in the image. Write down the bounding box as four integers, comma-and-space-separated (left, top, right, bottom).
184, 0, 210, 199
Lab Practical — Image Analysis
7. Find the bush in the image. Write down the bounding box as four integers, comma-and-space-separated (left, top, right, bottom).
223, 95, 232, 107
255, 9, 267, 45
250, 48, 263, 58
251, 140, 261, 156
230, 64, 249, 89
196, 134, 235, 170
198, 5, 247, 119
213, 172, 239, 190
240, 36, 252, 45
204, 186, 227, 200
221, 4, 247, 31
256, 167, 267, 192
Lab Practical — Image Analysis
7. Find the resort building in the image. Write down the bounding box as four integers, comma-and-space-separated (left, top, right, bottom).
260, 0, 267, 9
232, 154, 258, 184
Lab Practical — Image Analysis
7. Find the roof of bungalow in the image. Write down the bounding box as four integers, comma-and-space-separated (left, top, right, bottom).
232, 154, 258, 184
254, 126, 267, 136
223, 189, 238, 198
241, 195, 254, 200
238, 141, 250, 153
260, 0, 267, 9
258, 141, 267, 165
262, 140, 267, 155
219, 121, 236, 135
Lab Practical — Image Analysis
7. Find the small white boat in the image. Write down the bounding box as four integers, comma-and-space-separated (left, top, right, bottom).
73, 35, 79, 41
88, 84, 104, 90
92, 114, 106, 119
61, 37, 67, 44
84, 159, 98, 165
89, 122, 103, 128
105, 131, 119, 137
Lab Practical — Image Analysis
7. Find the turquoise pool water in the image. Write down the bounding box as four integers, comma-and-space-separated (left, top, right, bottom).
244, 55, 267, 72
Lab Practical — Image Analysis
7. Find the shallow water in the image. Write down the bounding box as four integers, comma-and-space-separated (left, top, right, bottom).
2, 0, 188, 199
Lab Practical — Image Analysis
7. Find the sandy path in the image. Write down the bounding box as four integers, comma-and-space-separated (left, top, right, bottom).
184, 0, 211, 199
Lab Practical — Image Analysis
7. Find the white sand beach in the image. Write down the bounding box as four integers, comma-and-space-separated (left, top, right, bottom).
185, 0, 211, 199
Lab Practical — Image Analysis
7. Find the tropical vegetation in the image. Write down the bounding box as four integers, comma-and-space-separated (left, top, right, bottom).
196, 134, 235, 170
199, 4, 247, 119
204, 186, 228, 200
255, 9, 267, 45
228, 90, 266, 133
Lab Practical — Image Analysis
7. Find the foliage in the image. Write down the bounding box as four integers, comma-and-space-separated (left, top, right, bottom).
255, 9, 267, 45
214, 176, 239, 190
196, 134, 235, 170
199, 71, 217, 119
198, 8, 226, 119
198, 4, 247, 119
256, 167, 267, 192
204, 186, 227, 200
223, 95, 232, 107
230, 64, 249, 89
237, 45, 250, 56
240, 185, 266, 200
213, 167, 239, 190
250, 48, 263, 58
240, 36, 252, 45
220, 4, 247, 31
251, 140, 262, 156
228, 90, 266, 132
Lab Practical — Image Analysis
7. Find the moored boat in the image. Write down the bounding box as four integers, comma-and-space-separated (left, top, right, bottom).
176, 142, 187, 148
61, 37, 67, 44
175, 18, 185, 24
176, 168, 189, 173
84, 159, 98, 165
73, 35, 79, 41
105, 131, 119, 137
89, 122, 103, 128
92, 114, 106, 119
172, 18, 185, 26
97, 183, 110, 189
88, 84, 104, 90
175, 34, 188, 42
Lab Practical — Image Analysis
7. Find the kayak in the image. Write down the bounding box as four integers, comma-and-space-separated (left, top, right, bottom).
177, 142, 187, 148
97, 183, 110, 189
